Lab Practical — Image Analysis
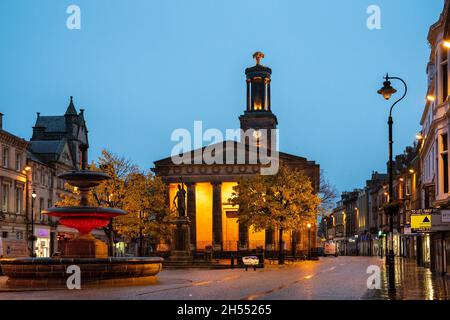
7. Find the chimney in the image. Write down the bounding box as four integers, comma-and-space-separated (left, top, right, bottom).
0, 113, 3, 130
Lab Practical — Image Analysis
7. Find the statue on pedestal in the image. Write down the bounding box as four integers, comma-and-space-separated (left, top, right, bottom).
173, 184, 186, 217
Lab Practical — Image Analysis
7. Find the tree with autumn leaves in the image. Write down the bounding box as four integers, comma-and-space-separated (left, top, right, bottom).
56, 150, 172, 256
230, 165, 320, 264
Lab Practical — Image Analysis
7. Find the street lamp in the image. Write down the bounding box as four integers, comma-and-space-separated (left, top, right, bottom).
377, 73, 408, 294
29, 189, 37, 257
307, 223, 312, 260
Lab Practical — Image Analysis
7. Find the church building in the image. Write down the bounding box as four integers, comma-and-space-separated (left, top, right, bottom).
153, 54, 320, 255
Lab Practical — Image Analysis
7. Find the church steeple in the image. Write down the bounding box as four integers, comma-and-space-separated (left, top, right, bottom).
65, 96, 77, 115
239, 52, 278, 149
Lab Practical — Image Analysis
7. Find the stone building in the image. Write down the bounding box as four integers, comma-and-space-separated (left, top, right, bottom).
153, 54, 320, 255
418, 0, 450, 274
0, 113, 29, 257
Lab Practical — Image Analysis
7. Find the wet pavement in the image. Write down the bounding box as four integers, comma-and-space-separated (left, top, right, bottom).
362, 257, 450, 300
0, 256, 448, 300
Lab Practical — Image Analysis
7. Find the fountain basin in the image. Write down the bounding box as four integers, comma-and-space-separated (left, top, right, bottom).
43, 207, 126, 234
0, 257, 163, 288
58, 170, 111, 188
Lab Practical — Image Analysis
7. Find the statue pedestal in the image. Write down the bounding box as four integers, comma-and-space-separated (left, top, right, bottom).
169, 216, 193, 263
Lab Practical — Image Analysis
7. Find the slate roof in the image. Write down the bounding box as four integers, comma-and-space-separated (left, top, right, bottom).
29, 139, 66, 155
35, 116, 66, 132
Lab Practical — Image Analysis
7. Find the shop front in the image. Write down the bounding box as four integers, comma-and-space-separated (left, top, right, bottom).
410, 209, 450, 271
34, 226, 51, 257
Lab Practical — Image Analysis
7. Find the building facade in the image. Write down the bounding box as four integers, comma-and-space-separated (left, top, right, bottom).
0, 113, 29, 257
28, 97, 89, 257
418, 0, 450, 274
1, 97, 90, 258
153, 55, 320, 256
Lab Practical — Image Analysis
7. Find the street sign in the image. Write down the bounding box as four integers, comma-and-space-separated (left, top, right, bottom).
411, 214, 431, 230
442, 210, 450, 223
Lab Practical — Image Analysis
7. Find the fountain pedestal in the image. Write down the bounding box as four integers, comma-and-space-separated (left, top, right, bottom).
168, 216, 193, 263
59, 234, 108, 258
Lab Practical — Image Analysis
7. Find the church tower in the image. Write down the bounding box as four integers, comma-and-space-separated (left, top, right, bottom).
239, 52, 278, 150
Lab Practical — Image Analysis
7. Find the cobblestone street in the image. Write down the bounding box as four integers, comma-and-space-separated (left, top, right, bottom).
0, 256, 448, 300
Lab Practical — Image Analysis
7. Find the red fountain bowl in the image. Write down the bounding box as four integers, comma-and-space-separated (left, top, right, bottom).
42, 207, 126, 234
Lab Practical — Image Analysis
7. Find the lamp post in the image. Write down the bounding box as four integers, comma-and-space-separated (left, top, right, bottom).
377, 73, 408, 294
29, 189, 37, 257
307, 223, 312, 260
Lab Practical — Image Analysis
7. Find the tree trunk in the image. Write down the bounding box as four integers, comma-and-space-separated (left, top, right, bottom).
278, 227, 284, 265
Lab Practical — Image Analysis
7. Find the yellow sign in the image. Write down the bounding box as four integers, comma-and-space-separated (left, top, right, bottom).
411, 214, 431, 229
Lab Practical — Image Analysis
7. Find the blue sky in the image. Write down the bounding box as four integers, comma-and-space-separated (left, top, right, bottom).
0, 0, 444, 193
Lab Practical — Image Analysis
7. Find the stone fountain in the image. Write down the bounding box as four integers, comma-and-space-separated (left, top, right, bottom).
0, 145, 163, 288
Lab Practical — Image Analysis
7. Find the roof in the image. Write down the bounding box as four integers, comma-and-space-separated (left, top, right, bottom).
65, 96, 77, 115
29, 139, 66, 155
154, 140, 317, 166
35, 116, 66, 132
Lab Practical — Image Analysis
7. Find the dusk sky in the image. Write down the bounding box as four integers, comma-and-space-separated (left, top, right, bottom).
0, 0, 444, 194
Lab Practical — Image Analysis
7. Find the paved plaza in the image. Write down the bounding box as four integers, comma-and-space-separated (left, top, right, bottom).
0, 256, 448, 300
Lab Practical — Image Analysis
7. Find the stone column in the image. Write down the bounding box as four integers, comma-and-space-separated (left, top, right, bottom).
186, 183, 196, 249
261, 77, 266, 110
246, 79, 251, 111
212, 182, 222, 249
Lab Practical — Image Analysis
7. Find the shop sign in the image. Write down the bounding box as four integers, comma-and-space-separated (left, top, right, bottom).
35, 228, 50, 238
404, 225, 411, 235
411, 214, 431, 230
442, 210, 450, 223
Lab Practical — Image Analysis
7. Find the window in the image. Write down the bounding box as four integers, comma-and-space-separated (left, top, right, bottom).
405, 178, 411, 196
47, 199, 52, 210
15, 153, 22, 171
442, 62, 448, 102
40, 170, 45, 185
38, 197, 43, 222
15, 187, 23, 214
2, 147, 9, 168
442, 133, 449, 194
442, 49, 449, 103
32, 166, 37, 182
2, 184, 9, 212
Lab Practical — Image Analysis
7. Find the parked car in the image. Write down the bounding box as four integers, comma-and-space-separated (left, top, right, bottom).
242, 256, 259, 271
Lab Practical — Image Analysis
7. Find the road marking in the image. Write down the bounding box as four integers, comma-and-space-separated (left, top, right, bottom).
242, 273, 317, 300
193, 281, 212, 286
